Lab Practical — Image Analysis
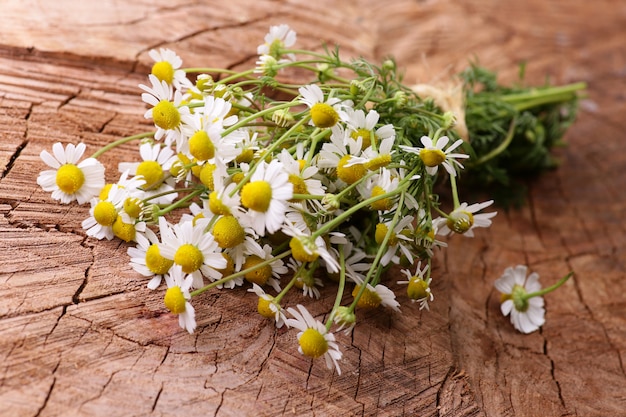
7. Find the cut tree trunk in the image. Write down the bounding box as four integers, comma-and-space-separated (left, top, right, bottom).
1, 1, 625, 416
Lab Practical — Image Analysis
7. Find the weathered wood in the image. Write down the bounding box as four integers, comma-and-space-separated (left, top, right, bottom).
1, 1, 625, 416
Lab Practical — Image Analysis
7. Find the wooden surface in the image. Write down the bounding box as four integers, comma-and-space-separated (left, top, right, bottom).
1, 1, 625, 416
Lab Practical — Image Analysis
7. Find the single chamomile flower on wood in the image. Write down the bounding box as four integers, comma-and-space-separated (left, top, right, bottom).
163, 265, 196, 334
285, 304, 343, 375
37, 142, 105, 205
400, 135, 468, 177
494, 265, 545, 334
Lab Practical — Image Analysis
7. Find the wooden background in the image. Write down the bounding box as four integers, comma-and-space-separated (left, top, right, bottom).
1, 0, 625, 416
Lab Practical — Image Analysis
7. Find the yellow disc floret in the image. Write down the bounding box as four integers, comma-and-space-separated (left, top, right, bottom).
93, 201, 118, 226
241, 180, 272, 212
337, 155, 366, 185
289, 237, 319, 263
145, 244, 174, 275
374, 223, 398, 246
212, 215, 245, 249
365, 154, 392, 171
124, 197, 143, 219
99, 183, 113, 200
419, 148, 446, 167
242, 255, 272, 286
174, 243, 204, 274
164, 286, 186, 314
350, 128, 372, 149
370, 186, 393, 211
298, 328, 328, 358
310, 103, 339, 128
352, 284, 382, 309
188, 130, 215, 161
446, 210, 474, 234
216, 253, 235, 277
288, 174, 308, 196
151, 61, 175, 84
407, 279, 430, 300
199, 163, 217, 190
152, 100, 181, 130
136, 160, 164, 190
257, 297, 276, 319
55, 164, 85, 194
208, 191, 231, 216
112, 215, 136, 242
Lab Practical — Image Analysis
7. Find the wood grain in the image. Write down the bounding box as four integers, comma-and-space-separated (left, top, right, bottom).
1, 0, 625, 416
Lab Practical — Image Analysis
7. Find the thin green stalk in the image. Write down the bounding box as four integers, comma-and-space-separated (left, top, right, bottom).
90, 132, 154, 159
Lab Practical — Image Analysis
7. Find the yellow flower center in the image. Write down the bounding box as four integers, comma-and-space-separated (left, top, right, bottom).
374, 223, 398, 246
243, 255, 272, 286
419, 148, 446, 167
208, 191, 230, 216
217, 253, 235, 277
407, 279, 430, 300
297, 159, 306, 171
199, 163, 217, 190
164, 286, 186, 314
365, 154, 392, 171
145, 244, 174, 275
352, 284, 382, 309
446, 210, 474, 234
241, 180, 272, 212
298, 328, 328, 358
170, 152, 191, 178
136, 160, 164, 190
236, 148, 254, 164
257, 297, 276, 319
112, 215, 136, 242
93, 201, 118, 226
289, 237, 319, 263
188, 130, 215, 161
152, 99, 181, 130
231, 172, 245, 184
350, 128, 372, 149
212, 215, 245, 248
55, 164, 85, 194
337, 155, 366, 185
174, 243, 204, 274
124, 197, 143, 219
288, 174, 308, 196
370, 186, 393, 211
151, 61, 175, 84
310, 103, 339, 128
99, 183, 113, 200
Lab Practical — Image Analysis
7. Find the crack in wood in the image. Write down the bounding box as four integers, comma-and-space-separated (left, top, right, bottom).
1, 140, 29, 179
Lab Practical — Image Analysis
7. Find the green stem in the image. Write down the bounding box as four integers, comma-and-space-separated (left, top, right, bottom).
155, 188, 204, 217
449, 174, 461, 209
326, 247, 347, 331
501, 82, 586, 105
90, 132, 154, 159
525, 271, 573, 299
470, 117, 517, 166
190, 250, 293, 297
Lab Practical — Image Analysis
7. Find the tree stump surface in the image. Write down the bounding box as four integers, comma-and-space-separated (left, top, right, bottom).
1, 1, 625, 416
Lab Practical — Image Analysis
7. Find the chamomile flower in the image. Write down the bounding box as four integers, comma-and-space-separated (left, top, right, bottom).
241, 242, 285, 292
287, 259, 324, 299
494, 265, 545, 334
438, 200, 497, 237
163, 265, 196, 334
148, 48, 192, 90
285, 304, 343, 375
400, 135, 468, 177
248, 283, 286, 328
357, 167, 399, 212
82, 183, 127, 240
140, 74, 191, 145
119, 142, 178, 205
128, 220, 174, 290
37, 142, 105, 205
317, 125, 366, 185
344, 108, 396, 153
299, 84, 345, 128
278, 148, 325, 198
374, 215, 415, 266
257, 24, 297, 62
158, 219, 226, 289
240, 159, 293, 236
351, 278, 401, 312
283, 224, 341, 273
398, 261, 433, 310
